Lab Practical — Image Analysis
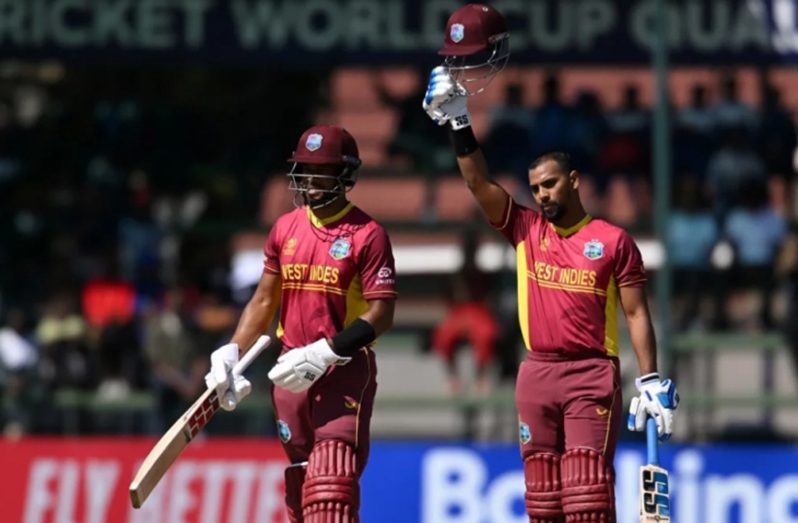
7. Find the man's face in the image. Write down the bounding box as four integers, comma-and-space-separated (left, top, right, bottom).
528, 160, 574, 221
301, 163, 341, 202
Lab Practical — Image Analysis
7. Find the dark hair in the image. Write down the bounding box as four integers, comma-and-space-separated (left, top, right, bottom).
529, 152, 573, 175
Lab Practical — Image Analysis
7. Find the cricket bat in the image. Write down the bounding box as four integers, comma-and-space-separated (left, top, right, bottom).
640, 417, 671, 522
129, 335, 271, 508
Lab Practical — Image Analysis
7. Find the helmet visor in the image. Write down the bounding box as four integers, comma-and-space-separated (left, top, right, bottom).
286, 161, 357, 210
444, 35, 510, 96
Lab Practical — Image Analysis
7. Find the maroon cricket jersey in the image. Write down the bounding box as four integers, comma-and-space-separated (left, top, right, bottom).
494, 197, 646, 357
263, 203, 397, 348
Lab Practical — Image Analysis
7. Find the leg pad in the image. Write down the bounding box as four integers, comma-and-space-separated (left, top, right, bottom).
523, 452, 564, 522
302, 440, 359, 523
561, 448, 616, 523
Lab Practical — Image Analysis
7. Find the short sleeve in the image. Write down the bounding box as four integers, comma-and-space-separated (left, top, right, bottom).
491, 196, 532, 247
358, 226, 398, 300
614, 231, 647, 287
263, 226, 281, 275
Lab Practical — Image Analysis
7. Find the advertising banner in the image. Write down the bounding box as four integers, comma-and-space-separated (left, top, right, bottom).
1, 0, 797, 65
2, 438, 798, 523
2, 437, 289, 523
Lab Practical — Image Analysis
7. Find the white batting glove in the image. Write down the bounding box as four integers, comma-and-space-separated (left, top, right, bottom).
205, 343, 252, 411
422, 66, 471, 129
267, 339, 351, 393
627, 373, 680, 441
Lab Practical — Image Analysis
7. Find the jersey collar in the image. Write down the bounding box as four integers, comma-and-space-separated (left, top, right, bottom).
550, 214, 592, 237
307, 202, 354, 228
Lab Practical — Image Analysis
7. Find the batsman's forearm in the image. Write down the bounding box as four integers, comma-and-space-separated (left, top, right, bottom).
455, 150, 509, 225
455, 148, 491, 190
627, 315, 658, 375
231, 295, 279, 355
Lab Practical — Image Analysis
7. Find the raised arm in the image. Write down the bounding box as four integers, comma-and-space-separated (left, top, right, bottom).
423, 67, 510, 224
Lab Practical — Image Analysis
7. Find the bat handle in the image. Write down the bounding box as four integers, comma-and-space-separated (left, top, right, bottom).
646, 417, 659, 466
232, 335, 271, 375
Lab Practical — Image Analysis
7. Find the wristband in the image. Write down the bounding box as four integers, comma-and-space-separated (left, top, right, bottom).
449, 127, 479, 157
331, 319, 377, 357
635, 372, 660, 389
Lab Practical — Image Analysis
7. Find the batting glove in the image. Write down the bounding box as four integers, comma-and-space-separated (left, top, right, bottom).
422, 66, 471, 129
205, 342, 252, 411
627, 373, 679, 441
268, 339, 351, 393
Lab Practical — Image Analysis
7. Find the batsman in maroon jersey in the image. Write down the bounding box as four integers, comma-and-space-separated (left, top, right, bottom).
421, 4, 679, 522
206, 125, 396, 523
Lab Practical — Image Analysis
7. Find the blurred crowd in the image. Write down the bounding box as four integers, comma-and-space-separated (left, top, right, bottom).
0, 64, 328, 436
1, 63, 797, 437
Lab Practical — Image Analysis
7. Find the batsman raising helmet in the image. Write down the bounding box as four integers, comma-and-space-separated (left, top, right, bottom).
423, 5, 679, 522
205, 125, 397, 522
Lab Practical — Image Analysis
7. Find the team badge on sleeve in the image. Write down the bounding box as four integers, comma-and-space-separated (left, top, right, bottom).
583, 239, 605, 260
450, 23, 465, 43
329, 238, 351, 260
519, 422, 532, 444
277, 420, 292, 443
305, 133, 323, 151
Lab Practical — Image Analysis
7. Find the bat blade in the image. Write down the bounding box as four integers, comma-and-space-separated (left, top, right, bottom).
639, 464, 671, 522
129, 387, 218, 508
129, 335, 270, 508
640, 416, 670, 522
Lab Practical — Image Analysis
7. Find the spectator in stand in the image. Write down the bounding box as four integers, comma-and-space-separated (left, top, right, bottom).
723, 180, 787, 329
142, 286, 207, 428
36, 291, 90, 390
530, 72, 573, 159
705, 125, 767, 227
483, 82, 535, 180
599, 84, 649, 187
678, 84, 716, 141
431, 231, 500, 396
569, 90, 608, 174
374, 68, 453, 173
711, 72, 757, 136
674, 85, 714, 179
0, 308, 37, 437
667, 177, 719, 330
756, 83, 797, 179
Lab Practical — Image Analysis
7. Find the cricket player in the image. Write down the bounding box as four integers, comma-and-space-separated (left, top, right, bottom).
422, 5, 679, 521
205, 125, 397, 522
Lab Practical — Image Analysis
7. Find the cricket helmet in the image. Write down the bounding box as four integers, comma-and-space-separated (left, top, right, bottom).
287, 125, 362, 209
438, 4, 510, 95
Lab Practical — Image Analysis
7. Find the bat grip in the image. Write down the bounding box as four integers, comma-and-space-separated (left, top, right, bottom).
646, 417, 659, 466
232, 335, 270, 375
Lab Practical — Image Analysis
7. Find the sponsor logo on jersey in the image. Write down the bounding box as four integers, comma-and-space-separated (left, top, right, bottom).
583, 239, 605, 260
596, 407, 609, 416
344, 396, 359, 410
450, 23, 464, 43
329, 238, 351, 260
519, 422, 531, 444
305, 133, 323, 151
277, 420, 291, 443
282, 237, 297, 256
378, 267, 392, 278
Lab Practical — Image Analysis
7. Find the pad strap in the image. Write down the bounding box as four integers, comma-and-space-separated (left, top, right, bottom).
285, 463, 306, 523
